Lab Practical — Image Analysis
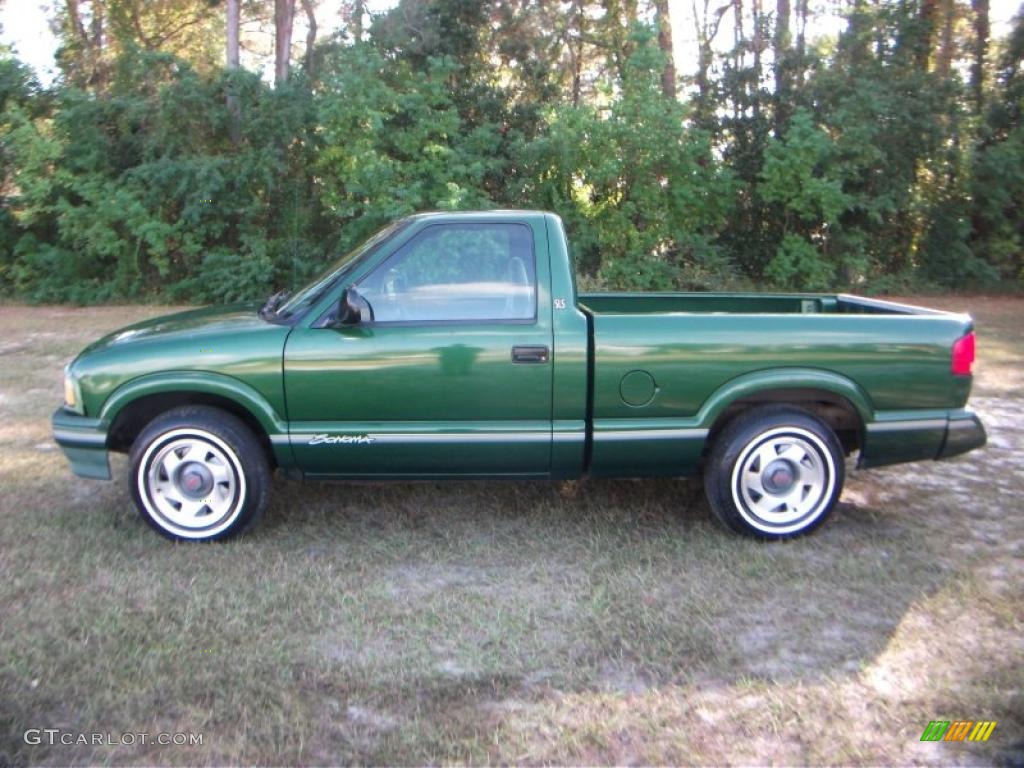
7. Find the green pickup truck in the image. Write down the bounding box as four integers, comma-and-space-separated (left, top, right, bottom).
53, 210, 986, 542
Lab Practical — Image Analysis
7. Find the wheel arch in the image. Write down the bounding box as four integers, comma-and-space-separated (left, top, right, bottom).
697, 369, 872, 457
101, 373, 288, 467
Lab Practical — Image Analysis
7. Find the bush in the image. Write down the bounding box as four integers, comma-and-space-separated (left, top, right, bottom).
1, 8, 1022, 303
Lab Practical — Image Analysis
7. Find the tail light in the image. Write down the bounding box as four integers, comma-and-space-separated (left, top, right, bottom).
951, 332, 975, 376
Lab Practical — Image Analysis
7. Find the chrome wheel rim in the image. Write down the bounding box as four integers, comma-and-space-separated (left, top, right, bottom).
730, 426, 835, 535
137, 428, 246, 538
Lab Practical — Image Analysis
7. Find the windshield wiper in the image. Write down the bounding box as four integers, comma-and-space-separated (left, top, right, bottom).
259, 290, 290, 319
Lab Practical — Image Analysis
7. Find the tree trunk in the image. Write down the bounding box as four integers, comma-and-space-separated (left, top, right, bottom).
774, 0, 792, 132
66, 0, 89, 44
935, 0, 956, 77
695, 22, 713, 127
918, 0, 939, 70
274, 0, 297, 85
654, 0, 676, 99
226, 0, 241, 142
752, 0, 762, 121
301, 0, 317, 72
775, 0, 790, 57
570, 0, 584, 107
85, 0, 107, 89
90, 0, 103, 50
971, 0, 989, 112
795, 0, 808, 86
733, 0, 744, 122
65, 0, 95, 87
226, 0, 240, 69
348, 0, 365, 43
693, 0, 732, 130
601, 0, 639, 83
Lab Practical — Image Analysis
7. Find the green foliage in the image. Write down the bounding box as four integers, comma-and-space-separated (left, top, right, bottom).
315, 46, 501, 244
2, 47, 326, 303
802, 3, 982, 289
765, 233, 835, 291
969, 8, 1024, 285
971, 133, 1024, 281
0, 0, 1022, 303
760, 110, 847, 226
516, 28, 736, 291
759, 109, 848, 289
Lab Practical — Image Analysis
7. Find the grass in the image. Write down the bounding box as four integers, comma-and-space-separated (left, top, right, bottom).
1, 297, 1022, 766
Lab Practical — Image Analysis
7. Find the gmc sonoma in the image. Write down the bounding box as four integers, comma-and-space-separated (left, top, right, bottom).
53, 211, 987, 541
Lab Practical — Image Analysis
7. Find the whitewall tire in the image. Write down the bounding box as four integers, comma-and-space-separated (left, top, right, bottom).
129, 406, 270, 541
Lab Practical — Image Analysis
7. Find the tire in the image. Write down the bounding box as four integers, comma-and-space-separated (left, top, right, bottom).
129, 405, 271, 541
703, 405, 844, 539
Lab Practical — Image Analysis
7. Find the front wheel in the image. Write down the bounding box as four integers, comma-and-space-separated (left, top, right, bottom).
129, 406, 271, 541
703, 406, 844, 539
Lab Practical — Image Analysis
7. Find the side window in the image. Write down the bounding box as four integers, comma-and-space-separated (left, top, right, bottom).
359, 223, 536, 323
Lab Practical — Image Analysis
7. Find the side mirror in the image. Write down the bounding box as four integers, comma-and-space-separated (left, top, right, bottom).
338, 287, 360, 325
336, 286, 368, 326
312, 285, 372, 329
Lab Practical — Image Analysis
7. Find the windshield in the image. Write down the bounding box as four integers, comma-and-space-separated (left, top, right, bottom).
274, 220, 409, 321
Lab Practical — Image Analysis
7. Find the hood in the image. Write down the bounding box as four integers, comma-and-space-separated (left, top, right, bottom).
80, 301, 268, 356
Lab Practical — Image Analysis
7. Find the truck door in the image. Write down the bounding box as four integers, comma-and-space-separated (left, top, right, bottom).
283, 220, 554, 477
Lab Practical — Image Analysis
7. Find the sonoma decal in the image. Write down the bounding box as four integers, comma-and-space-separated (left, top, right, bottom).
307, 434, 375, 446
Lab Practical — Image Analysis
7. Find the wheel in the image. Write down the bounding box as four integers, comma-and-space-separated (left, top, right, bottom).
129, 405, 271, 541
703, 405, 844, 539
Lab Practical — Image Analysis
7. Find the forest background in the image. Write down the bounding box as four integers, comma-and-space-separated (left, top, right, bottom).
1, 0, 1022, 304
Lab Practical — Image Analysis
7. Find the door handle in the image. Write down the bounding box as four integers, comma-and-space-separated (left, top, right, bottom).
511, 345, 550, 364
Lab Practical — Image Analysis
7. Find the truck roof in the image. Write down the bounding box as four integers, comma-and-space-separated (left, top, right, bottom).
405, 209, 551, 221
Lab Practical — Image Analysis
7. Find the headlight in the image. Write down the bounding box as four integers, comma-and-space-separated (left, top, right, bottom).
63, 366, 84, 414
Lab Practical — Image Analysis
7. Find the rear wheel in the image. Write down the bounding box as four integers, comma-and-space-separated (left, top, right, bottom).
129, 406, 270, 541
703, 406, 844, 539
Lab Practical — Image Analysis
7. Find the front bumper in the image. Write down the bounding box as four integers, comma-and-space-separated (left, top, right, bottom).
860, 408, 987, 469
52, 407, 111, 480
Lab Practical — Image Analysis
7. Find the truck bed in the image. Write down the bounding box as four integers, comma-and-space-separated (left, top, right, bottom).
577, 291, 974, 477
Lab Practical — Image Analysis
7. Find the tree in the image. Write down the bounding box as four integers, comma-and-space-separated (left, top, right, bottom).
567, 0, 587, 106
227, 0, 240, 69
57, 0, 108, 88
692, 0, 734, 129
226, 0, 241, 142
316, 48, 500, 233
970, 0, 989, 111
794, 0, 808, 85
935, 0, 957, 78
759, 109, 849, 288
970, 7, 1024, 284
915, 0, 939, 70
54, 0, 224, 89
274, 0, 296, 84
774, 0, 792, 131
515, 26, 736, 289
597, 0, 640, 84
2, 0, 1021, 303
301, 0, 317, 71
654, 0, 676, 99
341, 0, 366, 42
